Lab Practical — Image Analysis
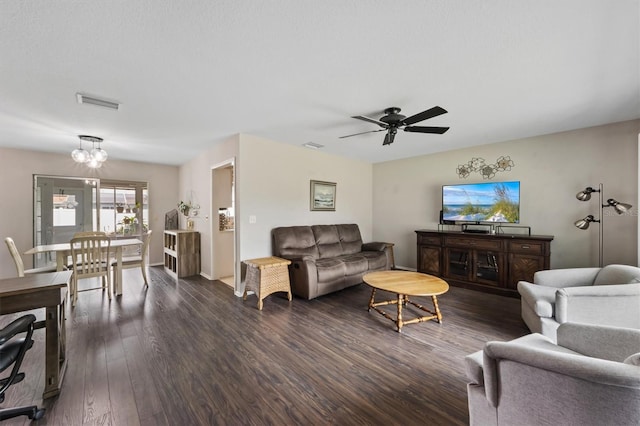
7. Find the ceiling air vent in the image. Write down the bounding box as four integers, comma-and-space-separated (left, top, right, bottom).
303, 142, 324, 149
76, 93, 120, 110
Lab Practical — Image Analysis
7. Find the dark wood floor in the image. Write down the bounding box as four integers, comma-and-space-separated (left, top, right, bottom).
0, 266, 528, 425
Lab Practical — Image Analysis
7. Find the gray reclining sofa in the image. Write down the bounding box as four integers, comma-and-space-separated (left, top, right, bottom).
272, 224, 391, 300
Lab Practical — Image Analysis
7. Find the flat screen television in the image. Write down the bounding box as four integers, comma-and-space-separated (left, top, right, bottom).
442, 181, 520, 223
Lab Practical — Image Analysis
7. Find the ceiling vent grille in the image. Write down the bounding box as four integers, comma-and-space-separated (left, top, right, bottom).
303, 142, 324, 149
76, 93, 120, 110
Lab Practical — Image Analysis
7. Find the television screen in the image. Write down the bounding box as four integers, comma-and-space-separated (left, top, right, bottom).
442, 181, 520, 223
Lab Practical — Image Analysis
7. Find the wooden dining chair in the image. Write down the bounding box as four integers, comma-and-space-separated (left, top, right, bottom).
111, 230, 152, 287
69, 235, 112, 307
4, 237, 57, 278
67, 231, 107, 266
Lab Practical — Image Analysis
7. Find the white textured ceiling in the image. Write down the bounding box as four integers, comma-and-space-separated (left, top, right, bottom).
1, 1, 638, 165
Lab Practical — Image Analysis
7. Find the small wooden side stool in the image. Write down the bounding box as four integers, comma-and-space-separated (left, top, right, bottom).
242, 256, 292, 310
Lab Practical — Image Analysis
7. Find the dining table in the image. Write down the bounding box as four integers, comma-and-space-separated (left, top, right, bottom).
24, 237, 143, 296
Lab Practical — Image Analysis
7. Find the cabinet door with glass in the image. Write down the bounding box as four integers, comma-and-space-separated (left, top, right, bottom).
474, 250, 504, 287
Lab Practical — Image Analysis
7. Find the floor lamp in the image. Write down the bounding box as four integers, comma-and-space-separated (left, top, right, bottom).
574, 183, 632, 267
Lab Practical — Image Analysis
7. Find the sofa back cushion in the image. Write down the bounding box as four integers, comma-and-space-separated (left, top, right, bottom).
312, 225, 344, 258
593, 264, 640, 286
336, 224, 363, 255
272, 226, 319, 259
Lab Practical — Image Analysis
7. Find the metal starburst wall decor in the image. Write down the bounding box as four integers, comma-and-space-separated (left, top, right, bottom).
456, 156, 514, 179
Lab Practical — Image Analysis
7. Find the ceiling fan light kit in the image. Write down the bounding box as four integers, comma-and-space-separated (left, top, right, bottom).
340, 106, 450, 146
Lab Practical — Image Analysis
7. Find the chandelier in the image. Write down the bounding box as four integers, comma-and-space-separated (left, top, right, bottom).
71, 135, 108, 168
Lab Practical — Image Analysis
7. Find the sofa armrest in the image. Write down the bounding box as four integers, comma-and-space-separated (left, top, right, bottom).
517, 281, 557, 318
533, 267, 600, 288
482, 334, 640, 407
465, 350, 485, 385
362, 242, 387, 252
287, 256, 319, 300
555, 283, 640, 327
557, 323, 640, 362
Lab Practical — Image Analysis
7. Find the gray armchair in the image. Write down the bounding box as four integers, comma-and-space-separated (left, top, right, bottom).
517, 264, 640, 341
465, 323, 640, 426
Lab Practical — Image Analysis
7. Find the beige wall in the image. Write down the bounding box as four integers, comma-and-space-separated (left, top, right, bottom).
236, 134, 374, 263
372, 120, 640, 270
0, 147, 179, 279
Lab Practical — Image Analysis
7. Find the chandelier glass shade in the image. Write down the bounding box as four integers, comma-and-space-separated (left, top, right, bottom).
72, 135, 107, 168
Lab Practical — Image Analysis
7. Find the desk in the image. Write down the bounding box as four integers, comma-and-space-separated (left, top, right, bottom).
0, 271, 71, 399
25, 238, 142, 296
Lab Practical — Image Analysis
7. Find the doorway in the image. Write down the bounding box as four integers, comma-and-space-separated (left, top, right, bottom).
211, 160, 236, 289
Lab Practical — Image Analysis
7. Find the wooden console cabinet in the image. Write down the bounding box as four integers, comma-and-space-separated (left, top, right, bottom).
416, 229, 553, 297
163, 230, 201, 278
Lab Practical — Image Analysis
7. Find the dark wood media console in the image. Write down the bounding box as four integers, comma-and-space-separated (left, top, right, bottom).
415, 229, 554, 297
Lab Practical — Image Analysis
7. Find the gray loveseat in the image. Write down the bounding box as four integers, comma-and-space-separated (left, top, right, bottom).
272, 224, 391, 300
465, 323, 640, 425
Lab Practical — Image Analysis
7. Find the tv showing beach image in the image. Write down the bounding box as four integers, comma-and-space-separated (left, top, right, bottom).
442, 181, 520, 223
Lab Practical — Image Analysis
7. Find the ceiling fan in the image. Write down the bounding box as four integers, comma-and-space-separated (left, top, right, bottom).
340, 106, 449, 146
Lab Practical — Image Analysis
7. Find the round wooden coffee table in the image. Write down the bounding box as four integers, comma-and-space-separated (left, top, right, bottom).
363, 270, 449, 332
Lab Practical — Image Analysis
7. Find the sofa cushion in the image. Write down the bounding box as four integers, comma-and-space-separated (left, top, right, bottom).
312, 225, 344, 258
315, 257, 346, 282
593, 264, 640, 286
336, 254, 369, 276
336, 224, 363, 255
359, 250, 388, 270
272, 226, 320, 259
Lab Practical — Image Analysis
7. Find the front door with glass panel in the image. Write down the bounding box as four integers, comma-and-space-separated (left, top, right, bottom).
34, 176, 98, 267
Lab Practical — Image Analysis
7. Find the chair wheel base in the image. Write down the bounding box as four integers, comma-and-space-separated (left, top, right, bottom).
32, 408, 46, 420
0, 405, 45, 422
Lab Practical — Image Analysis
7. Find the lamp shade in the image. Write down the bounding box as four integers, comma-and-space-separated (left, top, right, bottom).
606, 199, 632, 214
576, 187, 597, 201
71, 148, 90, 163
87, 157, 102, 169
574, 215, 596, 230
91, 147, 108, 162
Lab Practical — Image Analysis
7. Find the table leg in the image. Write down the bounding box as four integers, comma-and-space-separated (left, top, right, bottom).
397, 293, 403, 332
115, 247, 123, 296
55, 252, 65, 271
43, 304, 64, 399
368, 288, 377, 311
432, 295, 443, 323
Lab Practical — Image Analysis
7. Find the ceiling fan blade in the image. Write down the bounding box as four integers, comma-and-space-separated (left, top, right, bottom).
402, 106, 448, 126
404, 126, 450, 134
382, 132, 396, 146
352, 115, 388, 127
339, 129, 386, 139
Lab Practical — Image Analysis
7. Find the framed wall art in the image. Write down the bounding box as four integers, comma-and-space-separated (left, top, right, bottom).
310, 180, 336, 211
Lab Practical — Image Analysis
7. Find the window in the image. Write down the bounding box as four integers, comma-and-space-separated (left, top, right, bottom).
99, 180, 148, 237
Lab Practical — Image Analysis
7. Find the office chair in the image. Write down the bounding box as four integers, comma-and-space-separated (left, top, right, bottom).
0, 314, 45, 421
